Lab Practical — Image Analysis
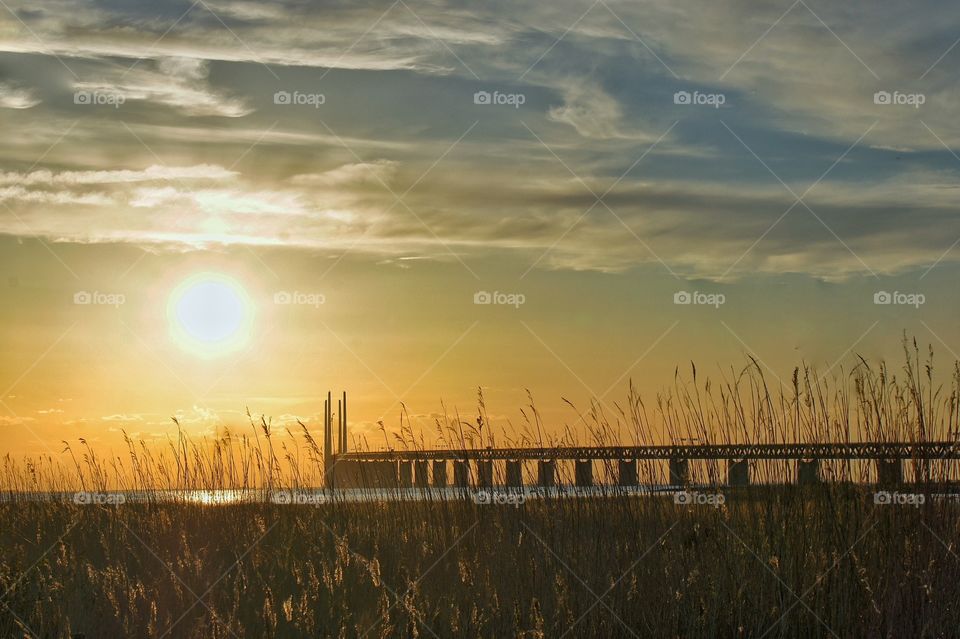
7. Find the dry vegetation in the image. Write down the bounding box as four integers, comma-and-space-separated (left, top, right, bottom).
1, 338, 959, 637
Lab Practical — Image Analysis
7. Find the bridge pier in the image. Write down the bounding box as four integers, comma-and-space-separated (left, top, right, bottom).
414, 460, 429, 488
728, 459, 750, 486
538, 460, 556, 488
505, 460, 523, 488
575, 460, 593, 487
351, 460, 399, 489
476, 460, 493, 488
669, 458, 690, 486
399, 461, 413, 488
432, 461, 447, 487
618, 459, 638, 486
798, 459, 820, 485
877, 459, 903, 486
453, 460, 470, 488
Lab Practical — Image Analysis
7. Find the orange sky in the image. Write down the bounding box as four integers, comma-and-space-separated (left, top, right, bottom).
2, 0, 960, 456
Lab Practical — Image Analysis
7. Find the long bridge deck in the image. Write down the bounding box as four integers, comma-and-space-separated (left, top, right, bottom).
320, 393, 959, 488
337, 441, 960, 461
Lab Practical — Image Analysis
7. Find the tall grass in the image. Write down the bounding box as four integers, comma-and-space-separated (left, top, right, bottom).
4, 336, 956, 495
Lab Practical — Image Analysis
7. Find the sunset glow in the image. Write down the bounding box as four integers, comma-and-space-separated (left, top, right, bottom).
0, 0, 956, 460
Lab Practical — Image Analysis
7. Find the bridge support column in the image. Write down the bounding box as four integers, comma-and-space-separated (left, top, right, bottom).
398, 461, 413, 488
575, 460, 593, 487
505, 460, 523, 488
414, 461, 429, 488
355, 460, 399, 489
476, 460, 493, 488
432, 461, 447, 487
798, 459, 820, 485
538, 460, 556, 488
728, 459, 750, 487
453, 460, 470, 488
618, 460, 638, 486
669, 458, 690, 486
877, 459, 903, 486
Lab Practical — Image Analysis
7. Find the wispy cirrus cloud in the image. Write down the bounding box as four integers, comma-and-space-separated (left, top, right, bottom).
71, 58, 252, 117
0, 164, 237, 186
0, 0, 957, 281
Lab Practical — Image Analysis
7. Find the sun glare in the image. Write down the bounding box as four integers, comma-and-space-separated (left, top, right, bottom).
167, 273, 253, 358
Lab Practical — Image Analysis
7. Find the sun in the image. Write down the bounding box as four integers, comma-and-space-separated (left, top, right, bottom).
167, 273, 254, 358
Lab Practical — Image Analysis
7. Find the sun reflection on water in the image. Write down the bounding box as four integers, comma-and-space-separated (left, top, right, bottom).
181, 489, 250, 505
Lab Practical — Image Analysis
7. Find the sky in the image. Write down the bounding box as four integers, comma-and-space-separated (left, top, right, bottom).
1, 0, 959, 455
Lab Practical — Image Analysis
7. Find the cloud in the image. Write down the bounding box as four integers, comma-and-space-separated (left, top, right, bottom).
0, 149, 955, 279
170, 405, 222, 426
0, 82, 39, 109
0, 164, 236, 186
547, 80, 630, 140
72, 57, 252, 117
290, 161, 399, 188
0, 0, 457, 73
0, 186, 112, 205
101, 414, 144, 422
0, 0, 958, 280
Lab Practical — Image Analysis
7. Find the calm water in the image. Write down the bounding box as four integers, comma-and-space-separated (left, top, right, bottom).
4, 485, 956, 505
2, 485, 678, 505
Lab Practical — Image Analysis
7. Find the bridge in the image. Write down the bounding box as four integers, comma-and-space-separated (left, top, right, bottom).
320, 392, 960, 489
336, 442, 960, 462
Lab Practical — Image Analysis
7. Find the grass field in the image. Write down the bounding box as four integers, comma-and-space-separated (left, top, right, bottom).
1, 489, 959, 638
